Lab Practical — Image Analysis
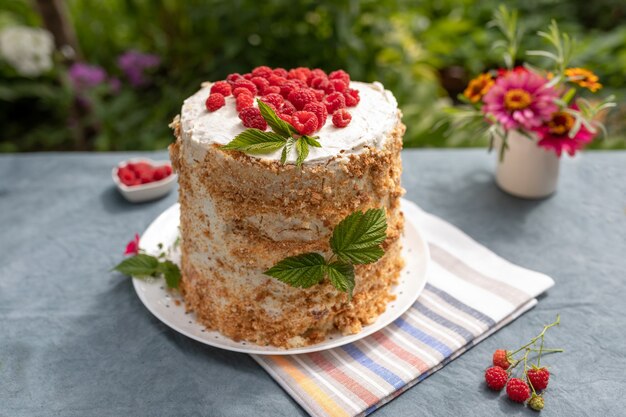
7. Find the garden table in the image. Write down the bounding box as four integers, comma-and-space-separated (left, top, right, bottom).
1, 150, 624, 417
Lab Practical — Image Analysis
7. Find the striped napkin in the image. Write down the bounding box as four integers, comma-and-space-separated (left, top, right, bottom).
252, 199, 554, 417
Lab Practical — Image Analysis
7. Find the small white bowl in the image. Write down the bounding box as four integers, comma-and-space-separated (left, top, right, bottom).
112, 158, 177, 203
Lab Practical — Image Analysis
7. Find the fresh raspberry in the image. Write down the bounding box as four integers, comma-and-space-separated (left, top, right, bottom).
272, 67, 288, 78
527, 367, 550, 391
281, 101, 296, 115
324, 92, 346, 114
236, 93, 254, 112
329, 69, 350, 85
251, 76, 270, 92
332, 108, 352, 128
343, 88, 360, 107
138, 168, 155, 184
493, 349, 512, 370
306, 68, 327, 85
484, 366, 508, 391
330, 79, 347, 93
528, 394, 544, 411
268, 75, 287, 86
152, 166, 170, 181
278, 113, 293, 125
233, 79, 257, 96
309, 76, 330, 91
127, 162, 152, 174
232, 87, 251, 97
262, 85, 281, 95
210, 81, 232, 97
287, 67, 311, 82
260, 93, 284, 109
164, 165, 172, 176
280, 80, 300, 99
312, 89, 325, 101
303, 102, 327, 130
322, 82, 336, 95
239, 107, 267, 130
117, 167, 137, 186
506, 378, 531, 403
226, 73, 243, 85
242, 72, 253, 80
288, 88, 318, 110
205, 93, 225, 112
291, 111, 318, 135
251, 65, 273, 78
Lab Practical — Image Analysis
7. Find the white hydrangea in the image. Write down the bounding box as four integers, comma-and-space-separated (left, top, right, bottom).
0, 26, 55, 77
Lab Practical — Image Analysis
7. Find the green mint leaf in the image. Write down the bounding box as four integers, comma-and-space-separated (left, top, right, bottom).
158, 260, 181, 289
222, 129, 286, 154
257, 100, 297, 138
326, 261, 355, 297
264, 252, 327, 288
295, 137, 309, 167
330, 208, 387, 264
281, 137, 295, 165
301, 135, 321, 148
113, 254, 160, 277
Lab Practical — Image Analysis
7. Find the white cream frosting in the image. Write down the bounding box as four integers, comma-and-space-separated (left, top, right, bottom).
180, 81, 399, 164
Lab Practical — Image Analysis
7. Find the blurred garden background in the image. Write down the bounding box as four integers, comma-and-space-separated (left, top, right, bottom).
1, 0, 625, 152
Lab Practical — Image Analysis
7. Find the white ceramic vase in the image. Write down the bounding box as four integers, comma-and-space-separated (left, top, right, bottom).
495, 130, 560, 199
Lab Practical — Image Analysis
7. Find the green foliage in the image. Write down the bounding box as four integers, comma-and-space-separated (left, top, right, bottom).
0, 0, 625, 151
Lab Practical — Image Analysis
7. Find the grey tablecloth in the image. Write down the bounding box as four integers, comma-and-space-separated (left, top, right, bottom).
1, 150, 624, 417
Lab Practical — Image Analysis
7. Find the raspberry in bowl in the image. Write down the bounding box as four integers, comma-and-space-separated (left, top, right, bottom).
112, 158, 177, 203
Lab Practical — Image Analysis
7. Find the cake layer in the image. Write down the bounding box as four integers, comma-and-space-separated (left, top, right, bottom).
170, 76, 405, 347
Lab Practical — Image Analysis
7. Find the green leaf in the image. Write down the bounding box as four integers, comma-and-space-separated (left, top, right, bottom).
327, 261, 355, 297
330, 208, 387, 264
264, 253, 327, 288
257, 100, 297, 138
158, 260, 181, 289
301, 135, 321, 148
281, 137, 295, 165
222, 129, 286, 154
295, 138, 309, 167
113, 254, 159, 277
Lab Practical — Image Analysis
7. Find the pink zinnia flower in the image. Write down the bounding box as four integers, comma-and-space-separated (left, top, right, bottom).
124, 233, 140, 255
483, 71, 558, 131
534, 107, 595, 156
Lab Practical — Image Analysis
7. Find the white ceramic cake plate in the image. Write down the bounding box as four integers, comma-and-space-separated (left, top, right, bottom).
133, 199, 430, 355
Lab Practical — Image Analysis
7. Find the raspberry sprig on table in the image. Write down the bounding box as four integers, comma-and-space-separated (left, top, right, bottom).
484, 315, 563, 411
204, 66, 360, 132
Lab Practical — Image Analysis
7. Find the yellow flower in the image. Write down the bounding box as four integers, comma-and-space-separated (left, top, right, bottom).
464, 73, 494, 103
565, 68, 602, 92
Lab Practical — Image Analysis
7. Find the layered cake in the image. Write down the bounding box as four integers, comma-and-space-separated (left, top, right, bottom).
169, 66, 405, 347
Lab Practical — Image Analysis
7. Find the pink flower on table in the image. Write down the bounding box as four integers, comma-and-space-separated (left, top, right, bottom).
124, 233, 140, 256
534, 107, 595, 156
482, 70, 558, 131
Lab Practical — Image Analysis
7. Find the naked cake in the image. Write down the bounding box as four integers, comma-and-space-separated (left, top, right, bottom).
169, 66, 405, 347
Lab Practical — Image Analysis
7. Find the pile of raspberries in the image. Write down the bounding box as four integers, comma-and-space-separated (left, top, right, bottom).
204, 66, 360, 135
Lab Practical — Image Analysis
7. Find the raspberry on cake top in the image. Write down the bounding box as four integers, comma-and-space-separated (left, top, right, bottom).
179, 66, 400, 164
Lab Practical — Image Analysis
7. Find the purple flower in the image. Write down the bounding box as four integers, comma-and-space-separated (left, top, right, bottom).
68, 62, 107, 89
117, 50, 160, 87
